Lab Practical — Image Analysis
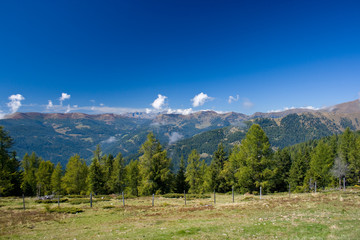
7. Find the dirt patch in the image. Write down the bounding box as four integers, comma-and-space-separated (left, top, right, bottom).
179, 205, 215, 212
0, 209, 66, 235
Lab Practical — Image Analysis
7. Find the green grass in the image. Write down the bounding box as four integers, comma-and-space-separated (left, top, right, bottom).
1, 190, 360, 239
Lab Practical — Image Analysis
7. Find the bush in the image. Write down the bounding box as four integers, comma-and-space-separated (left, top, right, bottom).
102, 205, 115, 209
45, 206, 83, 214
162, 193, 210, 199
35, 199, 69, 204
66, 195, 88, 198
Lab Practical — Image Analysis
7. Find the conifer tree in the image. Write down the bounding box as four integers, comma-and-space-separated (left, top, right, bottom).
62, 154, 88, 194
272, 148, 292, 192
0, 126, 21, 196
233, 124, 273, 193
88, 150, 105, 195
138, 132, 172, 195
51, 163, 63, 194
288, 148, 310, 191
221, 144, 241, 191
307, 141, 334, 188
104, 154, 114, 193
111, 153, 126, 193
206, 143, 228, 192
174, 155, 189, 193
21, 152, 40, 196
185, 150, 206, 193
348, 135, 360, 184
36, 159, 54, 195
126, 159, 140, 196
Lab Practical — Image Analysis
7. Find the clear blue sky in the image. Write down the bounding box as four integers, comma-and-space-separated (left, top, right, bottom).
1, 0, 360, 116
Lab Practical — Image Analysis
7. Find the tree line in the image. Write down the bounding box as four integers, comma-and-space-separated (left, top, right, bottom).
1, 124, 360, 197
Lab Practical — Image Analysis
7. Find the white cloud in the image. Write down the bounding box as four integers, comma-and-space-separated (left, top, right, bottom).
103, 136, 117, 144
151, 94, 167, 110
80, 106, 145, 114
268, 106, 320, 113
167, 108, 193, 115
0, 110, 5, 119
59, 93, 71, 105
65, 105, 71, 113
228, 95, 239, 104
7, 94, 25, 113
46, 100, 54, 109
168, 132, 184, 144
192, 92, 213, 107
243, 98, 254, 108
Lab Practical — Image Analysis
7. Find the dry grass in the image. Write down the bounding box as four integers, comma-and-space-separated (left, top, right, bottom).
1, 190, 360, 239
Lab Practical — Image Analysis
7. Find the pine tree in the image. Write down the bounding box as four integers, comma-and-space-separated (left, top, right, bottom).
138, 132, 172, 195
21, 152, 40, 196
348, 135, 360, 184
36, 159, 54, 196
111, 153, 126, 194
272, 148, 292, 192
288, 148, 310, 191
307, 141, 334, 188
104, 154, 114, 193
51, 163, 63, 194
221, 145, 241, 191
126, 160, 140, 196
62, 154, 88, 194
88, 155, 105, 195
233, 124, 273, 193
0, 126, 21, 196
185, 150, 206, 193
206, 143, 228, 192
174, 155, 189, 193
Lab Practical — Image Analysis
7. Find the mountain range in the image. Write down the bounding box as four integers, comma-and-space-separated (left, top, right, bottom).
1, 99, 360, 169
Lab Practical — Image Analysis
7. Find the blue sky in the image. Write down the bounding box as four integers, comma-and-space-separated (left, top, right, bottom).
1, 0, 360, 117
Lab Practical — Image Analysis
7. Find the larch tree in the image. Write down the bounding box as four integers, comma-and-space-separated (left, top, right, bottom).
126, 159, 140, 196
138, 132, 172, 195
51, 162, 63, 194
233, 124, 274, 193
62, 154, 88, 194
21, 152, 40, 196
36, 159, 54, 196
185, 149, 206, 194
111, 153, 126, 194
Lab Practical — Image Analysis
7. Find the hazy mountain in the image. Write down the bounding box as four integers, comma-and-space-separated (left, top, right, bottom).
1, 99, 360, 168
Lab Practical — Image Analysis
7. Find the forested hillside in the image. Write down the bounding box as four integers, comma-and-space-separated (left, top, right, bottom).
2, 122, 360, 197
1, 100, 360, 169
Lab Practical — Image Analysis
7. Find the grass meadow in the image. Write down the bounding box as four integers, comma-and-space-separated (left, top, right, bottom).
1, 189, 360, 239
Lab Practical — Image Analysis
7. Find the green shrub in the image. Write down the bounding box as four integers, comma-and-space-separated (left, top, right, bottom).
45, 206, 83, 214
162, 193, 210, 199
35, 199, 69, 204
102, 205, 115, 209
66, 195, 88, 198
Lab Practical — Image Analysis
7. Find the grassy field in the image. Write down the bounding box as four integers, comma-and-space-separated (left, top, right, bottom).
1, 189, 360, 239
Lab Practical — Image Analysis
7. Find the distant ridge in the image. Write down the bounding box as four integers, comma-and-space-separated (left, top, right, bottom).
4, 99, 360, 121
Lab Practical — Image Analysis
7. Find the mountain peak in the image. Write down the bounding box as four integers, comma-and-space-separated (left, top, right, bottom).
325, 99, 360, 114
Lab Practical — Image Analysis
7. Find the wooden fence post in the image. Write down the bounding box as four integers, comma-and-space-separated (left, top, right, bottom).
214, 190, 216, 205
232, 186, 234, 203
184, 190, 186, 206
22, 194, 25, 210
90, 193, 93, 208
